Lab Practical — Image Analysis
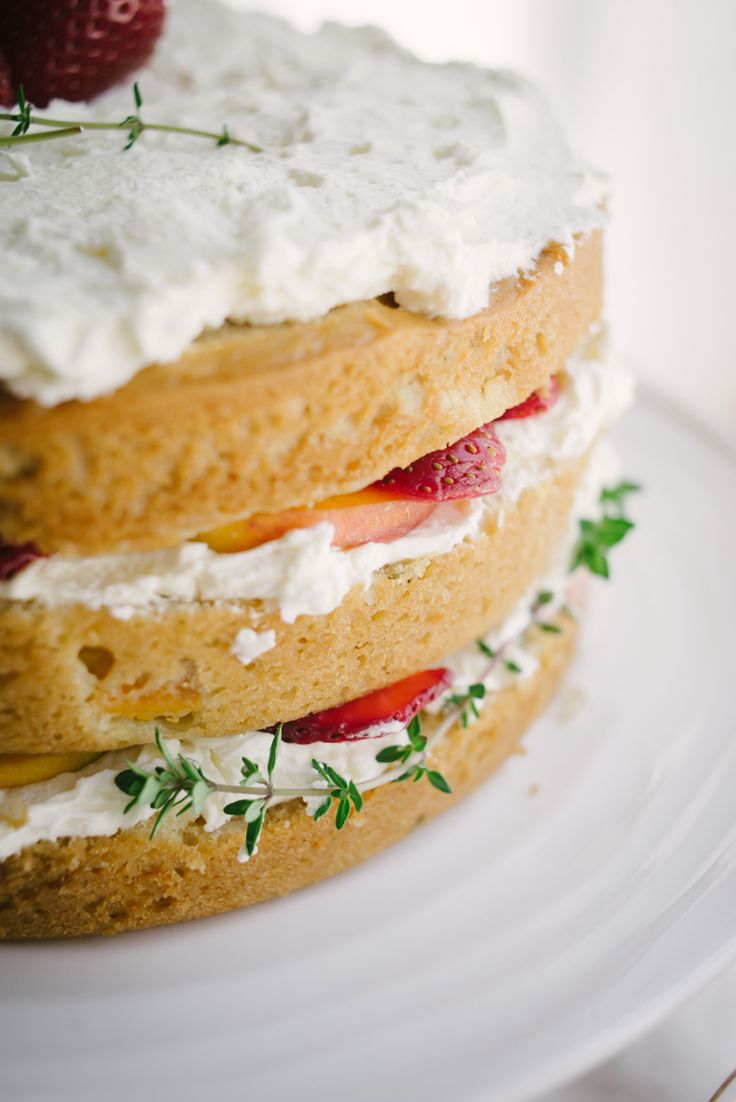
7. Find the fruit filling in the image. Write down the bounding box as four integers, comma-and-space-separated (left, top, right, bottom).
199, 377, 561, 555
498, 375, 560, 420
0, 751, 102, 789
0, 537, 46, 581
198, 489, 438, 554
277, 667, 452, 743
198, 423, 506, 554
0, 373, 560, 576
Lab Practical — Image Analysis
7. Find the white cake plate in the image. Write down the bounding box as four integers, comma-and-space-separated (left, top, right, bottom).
1, 387, 734, 1102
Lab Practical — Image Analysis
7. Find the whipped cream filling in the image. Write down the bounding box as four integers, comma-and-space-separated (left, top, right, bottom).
2, 500, 483, 623
0, 345, 634, 621
0, 0, 606, 405
0, 719, 410, 862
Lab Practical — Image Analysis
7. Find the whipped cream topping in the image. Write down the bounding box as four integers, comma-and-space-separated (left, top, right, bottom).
0, 344, 634, 620
0, 0, 605, 405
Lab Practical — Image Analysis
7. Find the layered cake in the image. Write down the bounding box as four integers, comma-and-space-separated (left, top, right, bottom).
0, 0, 636, 937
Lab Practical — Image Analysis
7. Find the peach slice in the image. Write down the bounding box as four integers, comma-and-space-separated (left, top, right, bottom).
104, 685, 202, 722
197, 487, 438, 554
0, 751, 102, 789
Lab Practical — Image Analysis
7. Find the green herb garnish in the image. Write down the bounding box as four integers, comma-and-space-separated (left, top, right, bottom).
571, 481, 640, 578
0, 82, 261, 153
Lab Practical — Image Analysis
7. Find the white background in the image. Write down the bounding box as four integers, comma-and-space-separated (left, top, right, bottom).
220, 2, 736, 1097
226, 0, 736, 450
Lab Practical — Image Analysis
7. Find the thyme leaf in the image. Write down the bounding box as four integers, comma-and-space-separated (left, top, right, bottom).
571, 481, 640, 579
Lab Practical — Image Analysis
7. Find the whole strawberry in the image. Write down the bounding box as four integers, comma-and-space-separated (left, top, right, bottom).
0, 48, 13, 107
0, 0, 165, 107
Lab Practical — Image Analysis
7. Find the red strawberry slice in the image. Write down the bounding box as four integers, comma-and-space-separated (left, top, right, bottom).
0, 536, 47, 581
0, 0, 165, 108
498, 375, 561, 420
279, 668, 452, 744
372, 424, 505, 502
0, 49, 13, 107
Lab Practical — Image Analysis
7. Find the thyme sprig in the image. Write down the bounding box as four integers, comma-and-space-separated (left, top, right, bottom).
0, 125, 83, 149
114, 720, 449, 860
374, 715, 451, 791
445, 680, 487, 728
437, 588, 560, 729
310, 761, 365, 829
0, 82, 262, 153
571, 481, 640, 579
116, 728, 214, 840
407, 478, 639, 740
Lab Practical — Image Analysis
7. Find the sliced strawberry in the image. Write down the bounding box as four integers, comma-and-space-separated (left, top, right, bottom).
0, 536, 47, 581
279, 668, 452, 744
498, 375, 560, 420
0, 49, 13, 107
372, 424, 505, 501
0, 0, 165, 108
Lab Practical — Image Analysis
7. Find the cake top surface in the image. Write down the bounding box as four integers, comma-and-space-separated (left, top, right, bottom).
0, 0, 605, 406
